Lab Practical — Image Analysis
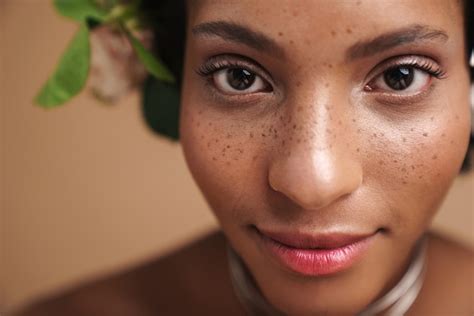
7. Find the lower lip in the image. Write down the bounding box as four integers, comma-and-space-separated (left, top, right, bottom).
255, 229, 375, 277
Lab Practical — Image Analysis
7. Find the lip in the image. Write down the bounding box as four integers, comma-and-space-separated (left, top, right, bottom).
254, 226, 377, 276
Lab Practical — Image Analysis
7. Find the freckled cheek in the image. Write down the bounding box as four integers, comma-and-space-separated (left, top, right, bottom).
180, 112, 263, 207
360, 113, 470, 235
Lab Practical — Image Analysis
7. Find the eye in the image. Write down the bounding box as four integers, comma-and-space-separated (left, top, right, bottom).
364, 56, 446, 96
213, 67, 269, 94
196, 54, 274, 97
367, 66, 430, 94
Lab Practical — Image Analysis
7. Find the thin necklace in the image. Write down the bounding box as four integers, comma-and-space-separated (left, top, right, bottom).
226, 237, 427, 316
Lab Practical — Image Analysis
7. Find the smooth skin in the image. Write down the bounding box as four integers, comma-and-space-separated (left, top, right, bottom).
16, 0, 473, 315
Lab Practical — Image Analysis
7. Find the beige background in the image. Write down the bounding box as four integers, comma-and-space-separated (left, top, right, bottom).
1, 1, 473, 313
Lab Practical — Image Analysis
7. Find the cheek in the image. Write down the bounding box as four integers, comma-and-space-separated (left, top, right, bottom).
361, 105, 470, 236
179, 106, 263, 223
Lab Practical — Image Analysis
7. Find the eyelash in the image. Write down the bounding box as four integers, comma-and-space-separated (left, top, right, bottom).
196, 55, 272, 84
372, 57, 446, 81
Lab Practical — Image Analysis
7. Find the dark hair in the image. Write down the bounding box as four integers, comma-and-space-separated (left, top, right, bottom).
141, 0, 473, 172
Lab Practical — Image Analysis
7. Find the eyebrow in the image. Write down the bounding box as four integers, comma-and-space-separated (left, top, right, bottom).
346, 24, 449, 61
191, 21, 285, 59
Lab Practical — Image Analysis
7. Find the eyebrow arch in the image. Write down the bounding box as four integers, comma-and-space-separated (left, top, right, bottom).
346, 24, 449, 61
192, 21, 285, 59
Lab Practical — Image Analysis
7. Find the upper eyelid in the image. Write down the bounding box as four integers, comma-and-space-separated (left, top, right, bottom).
197, 54, 274, 82
366, 55, 444, 81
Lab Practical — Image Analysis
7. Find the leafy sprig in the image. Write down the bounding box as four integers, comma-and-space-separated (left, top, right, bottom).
36, 0, 175, 108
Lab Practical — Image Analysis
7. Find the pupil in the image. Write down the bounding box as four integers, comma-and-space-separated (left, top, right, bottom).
226, 68, 256, 90
384, 67, 414, 90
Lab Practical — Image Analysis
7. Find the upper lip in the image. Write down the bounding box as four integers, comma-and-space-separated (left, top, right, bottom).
256, 226, 376, 249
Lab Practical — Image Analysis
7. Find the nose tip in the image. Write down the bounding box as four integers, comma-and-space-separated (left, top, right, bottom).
268, 146, 362, 211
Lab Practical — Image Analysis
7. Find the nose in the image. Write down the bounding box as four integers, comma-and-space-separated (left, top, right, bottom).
268, 101, 362, 211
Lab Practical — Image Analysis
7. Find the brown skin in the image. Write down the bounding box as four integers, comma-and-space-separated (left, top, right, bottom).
181, 0, 470, 314
14, 1, 473, 315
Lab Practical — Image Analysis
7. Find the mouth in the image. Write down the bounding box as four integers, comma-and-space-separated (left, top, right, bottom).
252, 225, 379, 277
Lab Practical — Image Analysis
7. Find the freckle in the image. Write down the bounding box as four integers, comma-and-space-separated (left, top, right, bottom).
226, 162, 231, 166
327, 64, 333, 68
215, 139, 219, 143
410, 128, 414, 132
441, 133, 445, 137
402, 137, 406, 142
297, 106, 303, 112
289, 40, 294, 44
352, 118, 356, 122
393, 159, 398, 163
330, 30, 337, 37
455, 115, 459, 120
325, 83, 330, 88
197, 122, 200, 127
198, 110, 203, 115
346, 28, 352, 34
239, 149, 244, 154
200, 135, 204, 140
292, 11, 299, 17
418, 175, 423, 179
378, 160, 384, 165
432, 154, 438, 160
356, 148, 360, 152
356, 0, 361, 5
252, 155, 258, 161
249, 132, 254, 138
436, 172, 441, 177
208, 122, 212, 126
207, 142, 211, 148
262, 133, 266, 137
423, 132, 428, 137
402, 180, 407, 185
305, 39, 310, 45
212, 157, 217, 161
357, 128, 361, 133
450, 140, 454, 144
430, 116, 434, 121
411, 165, 416, 170
297, 139, 301, 143
293, 124, 297, 129
282, 140, 285, 145
278, 32, 284, 36
401, 167, 406, 172
373, 133, 377, 137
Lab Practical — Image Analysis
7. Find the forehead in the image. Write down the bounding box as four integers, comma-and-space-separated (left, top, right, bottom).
187, 0, 463, 52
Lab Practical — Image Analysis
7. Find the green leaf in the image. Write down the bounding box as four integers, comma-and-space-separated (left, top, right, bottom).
126, 31, 176, 83
36, 24, 91, 108
142, 76, 180, 140
53, 0, 106, 22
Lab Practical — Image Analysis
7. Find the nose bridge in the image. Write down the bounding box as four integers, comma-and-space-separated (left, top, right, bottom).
268, 88, 362, 211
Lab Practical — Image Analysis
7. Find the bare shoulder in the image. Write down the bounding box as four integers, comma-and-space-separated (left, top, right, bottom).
413, 231, 473, 315
12, 230, 245, 316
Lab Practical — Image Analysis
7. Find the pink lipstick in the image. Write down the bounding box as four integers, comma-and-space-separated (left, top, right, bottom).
254, 227, 376, 276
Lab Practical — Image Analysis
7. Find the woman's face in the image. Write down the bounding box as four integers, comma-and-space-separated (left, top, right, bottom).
180, 0, 470, 314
